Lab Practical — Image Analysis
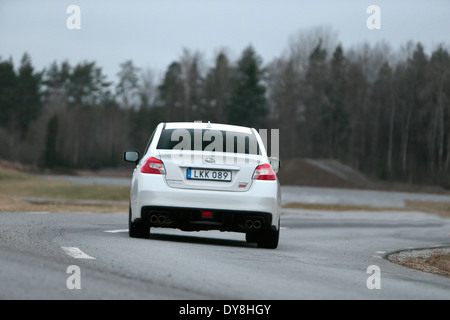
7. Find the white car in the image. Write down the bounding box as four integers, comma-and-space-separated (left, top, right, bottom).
124, 122, 281, 249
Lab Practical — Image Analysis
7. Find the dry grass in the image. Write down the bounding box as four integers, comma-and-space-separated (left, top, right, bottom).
426, 252, 450, 273
0, 167, 129, 213
282, 202, 407, 212
283, 200, 450, 218
404, 200, 450, 218
0, 177, 129, 201
0, 194, 127, 213
426, 253, 450, 275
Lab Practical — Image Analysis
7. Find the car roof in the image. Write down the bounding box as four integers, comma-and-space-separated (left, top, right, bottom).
163, 122, 254, 134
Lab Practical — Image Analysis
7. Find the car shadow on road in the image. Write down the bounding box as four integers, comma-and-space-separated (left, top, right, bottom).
148, 232, 257, 249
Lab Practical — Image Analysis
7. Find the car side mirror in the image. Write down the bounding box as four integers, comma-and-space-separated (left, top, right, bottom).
124, 151, 140, 164
269, 157, 281, 173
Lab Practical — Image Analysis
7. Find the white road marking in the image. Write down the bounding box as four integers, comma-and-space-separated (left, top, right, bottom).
104, 229, 128, 233
61, 247, 96, 260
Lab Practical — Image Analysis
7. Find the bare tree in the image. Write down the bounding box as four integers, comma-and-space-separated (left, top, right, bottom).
138, 67, 158, 110
287, 25, 338, 75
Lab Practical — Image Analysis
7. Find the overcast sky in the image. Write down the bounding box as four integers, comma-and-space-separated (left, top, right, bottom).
1, 0, 449, 82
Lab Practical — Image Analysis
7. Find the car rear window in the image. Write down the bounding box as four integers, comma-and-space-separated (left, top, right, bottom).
157, 129, 261, 155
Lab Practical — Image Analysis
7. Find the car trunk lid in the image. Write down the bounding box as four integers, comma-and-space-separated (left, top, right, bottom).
159, 150, 261, 192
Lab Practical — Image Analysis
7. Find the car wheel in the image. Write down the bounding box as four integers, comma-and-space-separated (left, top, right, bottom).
128, 206, 150, 239
257, 219, 280, 249
245, 232, 258, 243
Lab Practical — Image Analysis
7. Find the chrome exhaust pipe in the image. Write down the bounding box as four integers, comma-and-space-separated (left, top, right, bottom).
253, 220, 262, 229
150, 215, 159, 224
245, 220, 254, 229
158, 215, 166, 224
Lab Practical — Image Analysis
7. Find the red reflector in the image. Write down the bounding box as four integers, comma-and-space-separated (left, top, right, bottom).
202, 211, 213, 218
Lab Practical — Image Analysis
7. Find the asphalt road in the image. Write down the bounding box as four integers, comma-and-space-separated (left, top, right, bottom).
0, 206, 449, 299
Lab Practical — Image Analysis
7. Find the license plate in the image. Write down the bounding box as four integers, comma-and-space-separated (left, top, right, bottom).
187, 169, 232, 182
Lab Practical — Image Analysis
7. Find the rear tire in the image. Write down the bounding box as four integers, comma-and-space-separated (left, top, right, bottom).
257, 219, 280, 249
128, 206, 150, 239
245, 232, 258, 243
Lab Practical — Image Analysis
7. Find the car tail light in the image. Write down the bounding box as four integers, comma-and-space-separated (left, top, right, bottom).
252, 163, 276, 180
141, 157, 166, 174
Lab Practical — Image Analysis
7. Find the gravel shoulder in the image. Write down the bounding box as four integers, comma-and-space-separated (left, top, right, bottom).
387, 247, 450, 277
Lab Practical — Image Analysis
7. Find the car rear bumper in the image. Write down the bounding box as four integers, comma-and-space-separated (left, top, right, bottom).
140, 206, 274, 233
130, 174, 281, 231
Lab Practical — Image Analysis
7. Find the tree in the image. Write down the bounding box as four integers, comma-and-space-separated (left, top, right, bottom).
267, 56, 303, 158
0, 57, 17, 130
68, 61, 111, 107
158, 62, 185, 121
345, 61, 368, 170
15, 53, 43, 139
327, 44, 349, 160
400, 43, 428, 179
287, 25, 338, 75
43, 114, 59, 168
303, 41, 329, 157
371, 61, 395, 178
138, 67, 158, 110
203, 50, 233, 122
116, 60, 140, 109
227, 45, 267, 128
428, 46, 450, 178
179, 48, 204, 121
42, 60, 71, 111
